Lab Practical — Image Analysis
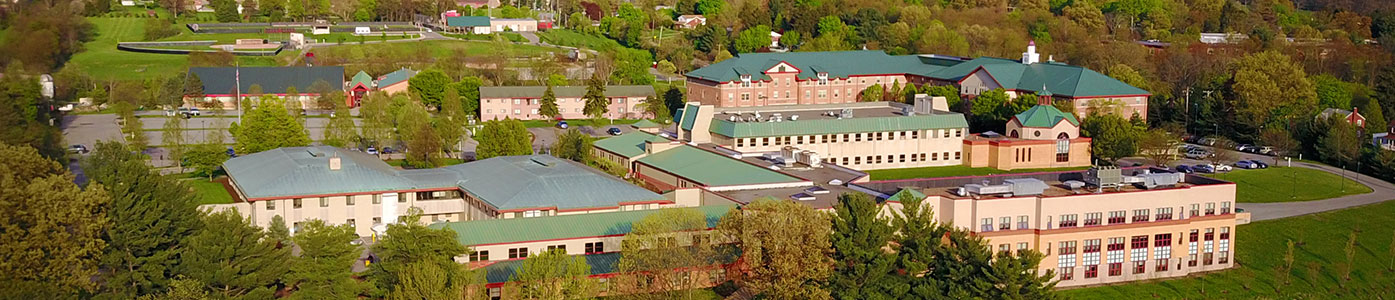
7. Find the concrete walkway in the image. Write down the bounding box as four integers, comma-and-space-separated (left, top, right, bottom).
1235, 161, 1395, 221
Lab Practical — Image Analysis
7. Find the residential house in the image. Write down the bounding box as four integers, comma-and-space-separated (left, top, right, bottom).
675, 15, 706, 29
479, 85, 656, 121
375, 68, 417, 95
1317, 107, 1367, 128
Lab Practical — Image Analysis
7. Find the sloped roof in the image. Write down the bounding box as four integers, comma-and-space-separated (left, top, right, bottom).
189, 66, 345, 95
709, 113, 968, 138
429, 204, 731, 246
223, 146, 420, 199
684, 50, 943, 83
678, 103, 699, 131
436, 155, 665, 210
926, 57, 1149, 98
376, 68, 417, 87
348, 71, 373, 89
593, 131, 670, 158
1013, 104, 1079, 128
635, 146, 803, 187
476, 246, 739, 284
630, 119, 661, 128
479, 85, 655, 99
887, 187, 925, 201
446, 16, 490, 27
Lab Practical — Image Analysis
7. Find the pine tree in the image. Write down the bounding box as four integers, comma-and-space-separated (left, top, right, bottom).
583, 77, 609, 120
828, 193, 904, 299
85, 141, 202, 298
539, 84, 560, 120
179, 210, 289, 299
286, 220, 370, 300
0, 144, 111, 297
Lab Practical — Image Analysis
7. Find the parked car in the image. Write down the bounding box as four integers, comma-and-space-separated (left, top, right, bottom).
1175, 165, 1194, 173
164, 109, 177, 117
382, 147, 396, 154
557, 121, 569, 129
1235, 160, 1258, 169
67, 144, 89, 154
607, 127, 622, 135
366, 147, 379, 155
1211, 164, 1233, 172
1236, 144, 1255, 152
225, 147, 236, 157
1197, 138, 1217, 146
1193, 164, 1215, 173
1258, 146, 1275, 155
1250, 160, 1269, 168
1185, 149, 1210, 159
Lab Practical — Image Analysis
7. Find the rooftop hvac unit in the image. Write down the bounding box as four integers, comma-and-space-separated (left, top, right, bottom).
960, 178, 1048, 197
1134, 172, 1184, 189
1002, 178, 1048, 196
729, 115, 739, 122
902, 106, 915, 116
840, 108, 853, 119
789, 115, 799, 121
1085, 166, 1124, 188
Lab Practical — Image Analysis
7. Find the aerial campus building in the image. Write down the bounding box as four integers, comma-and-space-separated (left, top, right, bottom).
478, 85, 657, 121
684, 43, 1150, 121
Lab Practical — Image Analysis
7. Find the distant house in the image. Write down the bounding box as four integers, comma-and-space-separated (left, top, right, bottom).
445, 16, 492, 34
185, 66, 345, 110
491, 18, 538, 32
1317, 107, 1367, 128
1374, 121, 1395, 151
675, 15, 706, 29
479, 85, 657, 121
346, 71, 373, 107
375, 68, 417, 96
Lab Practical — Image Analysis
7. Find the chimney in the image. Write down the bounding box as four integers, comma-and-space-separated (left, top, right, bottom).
329, 155, 342, 170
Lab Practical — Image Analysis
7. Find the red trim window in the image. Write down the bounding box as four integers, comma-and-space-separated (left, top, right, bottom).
1132, 209, 1149, 222
1083, 239, 1101, 253
1221, 227, 1231, 240
1084, 265, 1099, 278
1134, 261, 1147, 274
1108, 263, 1122, 276
1059, 214, 1078, 228
1131, 236, 1149, 249
1084, 212, 1102, 226
1108, 210, 1126, 225
1156, 207, 1174, 221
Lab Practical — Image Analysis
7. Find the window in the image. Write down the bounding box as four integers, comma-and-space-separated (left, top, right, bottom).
320, 197, 329, 207
1155, 234, 1173, 271
346, 196, 355, 206
1058, 241, 1077, 280
508, 247, 529, 259
1205, 202, 1216, 215
1017, 216, 1029, 229
1084, 212, 1102, 226
513, 99, 521, 105
1132, 209, 1149, 222
1222, 202, 1232, 214
512, 109, 521, 115
547, 245, 567, 253
741, 93, 750, 101
1190, 204, 1200, 217
585, 242, 605, 254
372, 217, 381, 224
373, 194, 381, 204
1221, 226, 1231, 240
1108, 211, 1126, 224
981, 218, 993, 232
955, 151, 962, 160
1131, 236, 1148, 274
398, 193, 407, 203
999, 217, 1011, 230
1056, 134, 1070, 162
1059, 214, 1078, 228
469, 251, 490, 262
266, 200, 275, 210
293, 199, 303, 209
1156, 207, 1173, 220
1083, 239, 1101, 278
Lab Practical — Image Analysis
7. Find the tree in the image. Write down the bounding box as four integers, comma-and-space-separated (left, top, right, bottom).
513, 249, 599, 299
828, 193, 902, 299
1321, 120, 1360, 167
437, 87, 468, 158
85, 141, 201, 298
211, 0, 241, 22
891, 190, 1055, 299
969, 88, 1013, 130
184, 142, 229, 181
287, 220, 369, 300
1281, 239, 1295, 287
1364, 101, 1387, 135
229, 95, 312, 154
359, 93, 395, 149
0, 144, 110, 297
475, 119, 533, 159
408, 70, 451, 110
1205, 136, 1240, 166
1261, 127, 1297, 160
717, 198, 832, 299
310, 80, 339, 111
1137, 128, 1181, 166
551, 129, 591, 164
405, 122, 443, 168
119, 103, 148, 152
735, 25, 773, 53
385, 260, 471, 300
859, 84, 884, 102
163, 116, 188, 167
1106, 64, 1149, 93
369, 212, 475, 297
267, 215, 292, 247
179, 210, 290, 299
454, 77, 484, 117
641, 95, 671, 122
323, 104, 359, 148
539, 85, 560, 120
1313, 75, 1354, 111
924, 84, 963, 111
583, 77, 610, 120
1228, 51, 1317, 132
615, 208, 718, 299
1080, 113, 1139, 164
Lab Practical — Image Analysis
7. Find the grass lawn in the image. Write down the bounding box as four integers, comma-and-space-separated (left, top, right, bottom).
166, 173, 235, 205
537, 29, 626, 51
1205, 167, 1370, 203
1062, 200, 1395, 299
866, 165, 1091, 180
521, 118, 641, 128
308, 39, 562, 69
69, 17, 290, 80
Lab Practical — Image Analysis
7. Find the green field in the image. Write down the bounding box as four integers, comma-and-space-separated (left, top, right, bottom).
1063, 200, 1395, 299
1205, 167, 1369, 203
165, 173, 235, 205
537, 29, 626, 51
69, 17, 289, 80
309, 39, 562, 67
866, 165, 1091, 180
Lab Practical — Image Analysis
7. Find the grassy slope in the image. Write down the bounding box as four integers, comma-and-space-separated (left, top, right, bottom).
69, 17, 290, 80
1062, 200, 1395, 299
536, 29, 625, 51
866, 165, 1091, 181
1205, 167, 1370, 203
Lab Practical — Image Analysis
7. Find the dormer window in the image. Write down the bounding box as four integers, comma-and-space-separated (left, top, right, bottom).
817, 72, 829, 85
740, 75, 752, 87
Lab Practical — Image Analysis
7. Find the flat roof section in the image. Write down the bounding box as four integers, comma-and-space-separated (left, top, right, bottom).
593, 131, 671, 158
855, 167, 1231, 200
691, 143, 867, 209
635, 145, 805, 187
708, 103, 968, 138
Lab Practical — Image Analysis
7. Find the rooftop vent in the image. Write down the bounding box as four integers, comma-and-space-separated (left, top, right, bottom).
790, 193, 816, 201
804, 186, 830, 194
328, 155, 341, 170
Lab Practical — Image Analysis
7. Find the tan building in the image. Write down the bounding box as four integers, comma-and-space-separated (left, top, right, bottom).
963, 103, 1092, 170
480, 85, 655, 121
684, 44, 1150, 120
860, 167, 1244, 288
205, 146, 694, 237
374, 68, 416, 95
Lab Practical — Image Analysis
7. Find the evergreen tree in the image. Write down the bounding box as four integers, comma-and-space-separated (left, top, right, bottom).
583, 77, 610, 120
183, 73, 205, 99
85, 141, 202, 298
539, 84, 560, 120
286, 220, 369, 300
0, 144, 110, 297
828, 193, 904, 299
550, 129, 591, 164
229, 95, 312, 154
513, 249, 599, 299
475, 119, 533, 159
267, 215, 292, 247
179, 210, 290, 299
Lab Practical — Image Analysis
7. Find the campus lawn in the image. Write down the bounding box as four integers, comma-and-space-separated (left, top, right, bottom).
866, 165, 1091, 180
167, 173, 235, 205
307, 39, 562, 69
1205, 167, 1369, 203
520, 118, 641, 128
537, 29, 626, 51
1062, 200, 1395, 299
69, 17, 289, 80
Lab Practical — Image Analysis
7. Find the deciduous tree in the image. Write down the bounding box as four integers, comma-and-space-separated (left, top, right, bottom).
550, 129, 591, 164
475, 118, 532, 159
1081, 112, 1139, 163
323, 105, 358, 148
615, 207, 719, 299
163, 116, 188, 166
230, 95, 312, 154
369, 212, 475, 298
1137, 128, 1181, 166
717, 198, 832, 299
513, 249, 599, 299
405, 122, 443, 168
408, 70, 451, 110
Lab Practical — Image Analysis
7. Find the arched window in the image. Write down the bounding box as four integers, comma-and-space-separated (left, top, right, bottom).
1009, 130, 1019, 138
1056, 133, 1070, 162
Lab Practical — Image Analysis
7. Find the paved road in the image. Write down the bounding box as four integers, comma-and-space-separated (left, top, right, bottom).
517, 32, 540, 44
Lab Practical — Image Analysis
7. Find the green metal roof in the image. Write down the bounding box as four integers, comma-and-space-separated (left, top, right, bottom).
635, 146, 803, 187
679, 103, 700, 131
684, 50, 944, 83
189, 66, 345, 95
593, 131, 670, 158
887, 187, 925, 201
481, 252, 621, 284
376, 68, 416, 87
429, 205, 732, 246
630, 119, 661, 128
223, 146, 422, 199
1014, 104, 1078, 128
479, 85, 655, 99
349, 71, 373, 89
926, 57, 1150, 98
446, 16, 491, 27
709, 113, 968, 138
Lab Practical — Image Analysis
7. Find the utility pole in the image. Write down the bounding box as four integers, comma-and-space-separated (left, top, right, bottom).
235, 61, 242, 124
